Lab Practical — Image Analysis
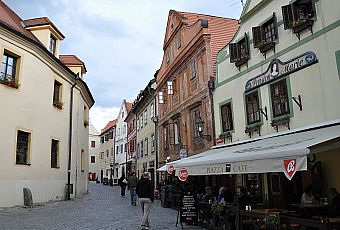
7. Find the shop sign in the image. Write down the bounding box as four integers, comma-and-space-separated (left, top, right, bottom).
167, 165, 174, 175
230, 162, 249, 173
204, 166, 224, 174
283, 159, 297, 180
245, 51, 318, 92
178, 168, 189, 181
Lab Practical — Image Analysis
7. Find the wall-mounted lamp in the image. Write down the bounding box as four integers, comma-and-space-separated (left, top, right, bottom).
195, 116, 211, 141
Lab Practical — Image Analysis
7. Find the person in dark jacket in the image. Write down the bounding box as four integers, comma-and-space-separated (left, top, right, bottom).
128, 172, 138, 206
118, 174, 127, 198
136, 172, 154, 230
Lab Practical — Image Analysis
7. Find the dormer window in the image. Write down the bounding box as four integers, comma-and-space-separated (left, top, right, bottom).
49, 34, 57, 55
252, 13, 278, 54
282, 0, 315, 39
229, 33, 250, 68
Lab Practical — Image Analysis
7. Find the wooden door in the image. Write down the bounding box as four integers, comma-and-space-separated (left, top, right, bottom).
268, 173, 285, 208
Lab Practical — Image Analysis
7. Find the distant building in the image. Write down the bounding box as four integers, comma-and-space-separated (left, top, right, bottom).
114, 100, 132, 181
0, 1, 94, 207
156, 10, 238, 166
88, 122, 100, 182
99, 120, 116, 185
125, 107, 137, 176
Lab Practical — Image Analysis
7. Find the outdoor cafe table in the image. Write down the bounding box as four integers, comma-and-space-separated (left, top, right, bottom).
290, 202, 331, 218
239, 208, 288, 230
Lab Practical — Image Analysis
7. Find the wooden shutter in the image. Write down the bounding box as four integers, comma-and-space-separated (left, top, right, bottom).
252, 26, 263, 48
244, 33, 250, 56
305, 1, 315, 18
282, 4, 294, 29
229, 43, 239, 63
273, 12, 279, 39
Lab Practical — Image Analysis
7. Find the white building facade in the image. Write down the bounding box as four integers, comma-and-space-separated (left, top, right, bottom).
114, 100, 132, 181
0, 2, 94, 207
89, 122, 100, 182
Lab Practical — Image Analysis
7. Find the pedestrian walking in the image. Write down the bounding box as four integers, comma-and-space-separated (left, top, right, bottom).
136, 172, 154, 230
118, 174, 127, 198
128, 172, 138, 206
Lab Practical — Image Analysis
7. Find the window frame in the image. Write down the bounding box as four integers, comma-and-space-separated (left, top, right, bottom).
191, 108, 201, 138
16, 130, 31, 165
1, 51, 19, 88
49, 34, 57, 55
51, 139, 59, 168
220, 102, 234, 132
252, 13, 278, 48
163, 124, 169, 150
189, 59, 196, 80
144, 138, 148, 156
91, 156, 96, 164
229, 33, 250, 64
173, 118, 181, 145
270, 78, 290, 118
151, 133, 155, 153
282, 0, 315, 30
245, 91, 261, 125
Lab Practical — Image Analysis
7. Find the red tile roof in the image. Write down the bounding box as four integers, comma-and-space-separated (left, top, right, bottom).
23, 17, 65, 39
175, 11, 239, 77
59, 55, 87, 73
0, 0, 38, 41
101, 119, 117, 134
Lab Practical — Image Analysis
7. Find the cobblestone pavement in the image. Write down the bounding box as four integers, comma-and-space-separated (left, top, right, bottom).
0, 183, 202, 230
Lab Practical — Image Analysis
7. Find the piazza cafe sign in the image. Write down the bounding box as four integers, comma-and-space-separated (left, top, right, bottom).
245, 51, 318, 92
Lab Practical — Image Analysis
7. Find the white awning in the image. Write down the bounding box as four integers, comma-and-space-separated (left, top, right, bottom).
157, 165, 167, 172
174, 123, 340, 180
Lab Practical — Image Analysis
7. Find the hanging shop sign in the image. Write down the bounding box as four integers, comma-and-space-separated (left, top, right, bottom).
167, 165, 174, 175
178, 168, 189, 181
283, 159, 297, 180
245, 51, 318, 92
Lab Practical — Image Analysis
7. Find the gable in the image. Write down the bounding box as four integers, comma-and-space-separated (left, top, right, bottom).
163, 10, 184, 50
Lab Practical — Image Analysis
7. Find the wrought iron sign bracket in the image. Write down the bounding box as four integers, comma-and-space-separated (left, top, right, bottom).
259, 107, 268, 120
292, 95, 302, 111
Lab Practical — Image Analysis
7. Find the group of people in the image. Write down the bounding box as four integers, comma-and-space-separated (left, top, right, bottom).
118, 172, 154, 230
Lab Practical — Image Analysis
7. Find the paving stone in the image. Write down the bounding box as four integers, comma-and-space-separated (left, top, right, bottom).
0, 183, 203, 230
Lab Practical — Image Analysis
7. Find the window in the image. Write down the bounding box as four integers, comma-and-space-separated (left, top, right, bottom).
137, 143, 140, 158
150, 103, 154, 118
125, 143, 127, 153
246, 91, 260, 125
16, 130, 30, 165
158, 91, 165, 104
100, 136, 104, 143
252, 14, 278, 48
137, 118, 140, 130
122, 111, 124, 118
140, 141, 144, 157
51, 139, 59, 168
140, 115, 143, 128
144, 110, 147, 124
176, 36, 181, 50
282, 0, 315, 30
91, 156, 95, 163
192, 109, 201, 138
99, 152, 103, 159
151, 133, 155, 153
270, 79, 290, 117
106, 149, 109, 157
120, 144, 123, 153
221, 103, 234, 132
49, 34, 57, 55
52, 81, 63, 108
167, 81, 173, 95
109, 131, 113, 139
229, 33, 250, 65
173, 119, 181, 145
105, 133, 109, 141
166, 50, 170, 63
116, 146, 119, 154
189, 59, 196, 80
163, 125, 168, 149
83, 106, 88, 126
144, 138, 148, 156
111, 147, 114, 156
1, 52, 18, 88
91, 141, 95, 148
118, 128, 120, 136
81, 149, 85, 172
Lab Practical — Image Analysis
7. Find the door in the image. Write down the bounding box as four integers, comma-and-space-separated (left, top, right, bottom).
268, 173, 284, 208
101, 170, 103, 183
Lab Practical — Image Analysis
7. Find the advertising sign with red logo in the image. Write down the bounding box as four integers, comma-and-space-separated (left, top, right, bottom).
283, 159, 297, 180
178, 168, 189, 181
167, 165, 174, 175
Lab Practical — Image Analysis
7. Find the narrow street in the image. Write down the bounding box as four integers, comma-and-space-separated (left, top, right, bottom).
0, 183, 201, 230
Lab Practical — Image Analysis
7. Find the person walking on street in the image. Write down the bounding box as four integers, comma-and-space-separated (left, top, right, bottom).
136, 172, 154, 230
128, 172, 138, 206
118, 174, 127, 198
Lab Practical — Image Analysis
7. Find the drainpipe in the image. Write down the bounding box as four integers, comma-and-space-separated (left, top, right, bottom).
154, 93, 159, 186
67, 73, 79, 200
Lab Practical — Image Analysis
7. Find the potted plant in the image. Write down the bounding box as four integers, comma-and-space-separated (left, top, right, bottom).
263, 214, 280, 230
292, 18, 314, 34
211, 203, 225, 226
259, 40, 275, 53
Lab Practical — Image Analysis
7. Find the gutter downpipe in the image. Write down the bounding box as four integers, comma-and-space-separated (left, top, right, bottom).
67, 73, 79, 200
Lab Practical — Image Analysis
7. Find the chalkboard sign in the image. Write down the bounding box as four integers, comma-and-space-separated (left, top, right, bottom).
180, 191, 197, 225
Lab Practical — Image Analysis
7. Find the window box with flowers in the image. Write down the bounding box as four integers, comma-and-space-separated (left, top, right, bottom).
263, 214, 280, 230
259, 41, 276, 54
0, 77, 20, 89
53, 100, 64, 109
219, 132, 232, 143
292, 19, 314, 34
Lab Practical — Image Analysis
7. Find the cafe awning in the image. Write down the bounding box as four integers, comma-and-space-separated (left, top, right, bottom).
157, 164, 167, 172
174, 122, 340, 180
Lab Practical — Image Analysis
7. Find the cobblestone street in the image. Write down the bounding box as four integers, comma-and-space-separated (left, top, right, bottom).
0, 183, 202, 230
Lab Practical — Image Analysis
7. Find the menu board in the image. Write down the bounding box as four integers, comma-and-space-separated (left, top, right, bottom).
180, 192, 197, 224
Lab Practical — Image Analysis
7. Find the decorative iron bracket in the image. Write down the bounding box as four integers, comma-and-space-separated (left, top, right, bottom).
259, 107, 268, 120
292, 95, 302, 111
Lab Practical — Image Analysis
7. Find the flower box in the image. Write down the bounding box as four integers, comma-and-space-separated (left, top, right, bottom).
259, 41, 276, 54
292, 19, 314, 34
235, 55, 249, 68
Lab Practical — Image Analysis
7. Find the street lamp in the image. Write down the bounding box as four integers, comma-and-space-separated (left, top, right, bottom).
195, 116, 211, 141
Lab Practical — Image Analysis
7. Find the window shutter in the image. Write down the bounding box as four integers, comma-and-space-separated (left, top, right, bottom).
229, 43, 239, 63
306, 1, 315, 18
282, 4, 294, 29
252, 26, 263, 48
244, 33, 250, 56
273, 12, 279, 39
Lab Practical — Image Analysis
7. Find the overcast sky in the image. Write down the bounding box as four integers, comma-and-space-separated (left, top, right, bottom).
4, 0, 243, 131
